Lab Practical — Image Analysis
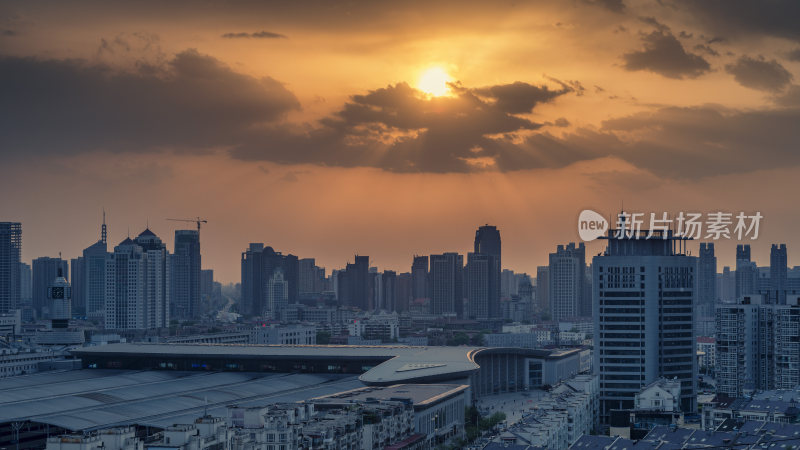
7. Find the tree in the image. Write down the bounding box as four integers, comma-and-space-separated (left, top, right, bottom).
316, 331, 331, 345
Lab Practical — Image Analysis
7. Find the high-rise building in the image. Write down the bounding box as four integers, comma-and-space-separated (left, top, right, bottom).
172, 229, 201, 319
72, 215, 109, 318
715, 296, 764, 397
266, 268, 288, 320
381, 270, 397, 312
717, 266, 735, 303
549, 243, 587, 322
716, 293, 800, 397
429, 252, 463, 317
411, 256, 429, 300
105, 229, 171, 329
240, 243, 299, 317
299, 258, 318, 294
241, 243, 264, 317
465, 253, 490, 320
696, 243, 717, 323
337, 255, 371, 310
32, 256, 69, 319
0, 223, 21, 314
396, 272, 412, 313
593, 222, 697, 423
19, 262, 31, 317
200, 269, 214, 300
474, 225, 501, 318
735, 244, 758, 299
770, 244, 788, 304
536, 266, 549, 317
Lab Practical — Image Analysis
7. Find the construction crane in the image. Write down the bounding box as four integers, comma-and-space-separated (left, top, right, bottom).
167, 217, 208, 232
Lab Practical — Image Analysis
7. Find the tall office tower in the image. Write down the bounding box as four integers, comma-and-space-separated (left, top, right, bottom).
429, 252, 464, 317
299, 258, 318, 294
696, 243, 717, 321
381, 270, 397, 312
200, 269, 214, 299
0, 223, 22, 314
737, 244, 751, 262
240, 243, 299, 317
19, 262, 31, 315
265, 268, 288, 319
73, 215, 109, 318
105, 230, 171, 329
411, 255, 429, 300
715, 296, 763, 397
474, 225, 501, 318
736, 244, 758, 299
549, 243, 587, 322
593, 223, 697, 423
536, 266, 550, 316
770, 244, 788, 304
465, 253, 490, 319
32, 256, 69, 319
70, 256, 84, 316
519, 276, 534, 321
396, 272, 412, 313
241, 243, 264, 317
172, 230, 201, 319
337, 255, 371, 310
717, 266, 736, 302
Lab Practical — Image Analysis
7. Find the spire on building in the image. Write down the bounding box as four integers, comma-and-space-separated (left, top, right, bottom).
101, 208, 107, 245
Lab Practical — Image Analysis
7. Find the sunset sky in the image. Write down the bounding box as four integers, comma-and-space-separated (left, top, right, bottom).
2, 0, 799, 282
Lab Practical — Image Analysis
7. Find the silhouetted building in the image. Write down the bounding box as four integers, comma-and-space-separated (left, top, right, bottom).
736, 244, 757, 299
32, 256, 68, 319
549, 243, 587, 322
465, 252, 490, 319
72, 215, 109, 318
266, 268, 288, 320
396, 272, 412, 313
337, 255, 371, 310
201, 269, 214, 299
429, 253, 463, 317
411, 255, 429, 300
474, 225, 501, 318
0, 222, 21, 314
19, 262, 31, 319
172, 229, 201, 319
536, 266, 549, 317
240, 243, 299, 317
381, 270, 397, 312
770, 244, 788, 304
697, 243, 717, 320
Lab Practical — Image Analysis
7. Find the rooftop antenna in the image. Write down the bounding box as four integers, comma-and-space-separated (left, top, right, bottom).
101, 208, 107, 245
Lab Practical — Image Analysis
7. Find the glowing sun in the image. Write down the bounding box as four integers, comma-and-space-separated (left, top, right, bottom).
417, 67, 452, 97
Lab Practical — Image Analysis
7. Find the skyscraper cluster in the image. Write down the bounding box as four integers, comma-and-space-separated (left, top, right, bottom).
1, 215, 207, 330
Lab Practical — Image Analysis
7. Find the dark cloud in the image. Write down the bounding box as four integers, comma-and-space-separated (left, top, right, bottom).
580, 0, 625, 13
672, 0, 800, 42
725, 55, 793, 92
221, 30, 286, 39
622, 29, 711, 79
528, 105, 800, 178
787, 48, 800, 62
1, 29, 16, 36
693, 44, 719, 57
231, 81, 575, 173
0, 50, 299, 155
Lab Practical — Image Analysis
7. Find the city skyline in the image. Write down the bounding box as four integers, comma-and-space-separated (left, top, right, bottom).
4, 215, 800, 284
